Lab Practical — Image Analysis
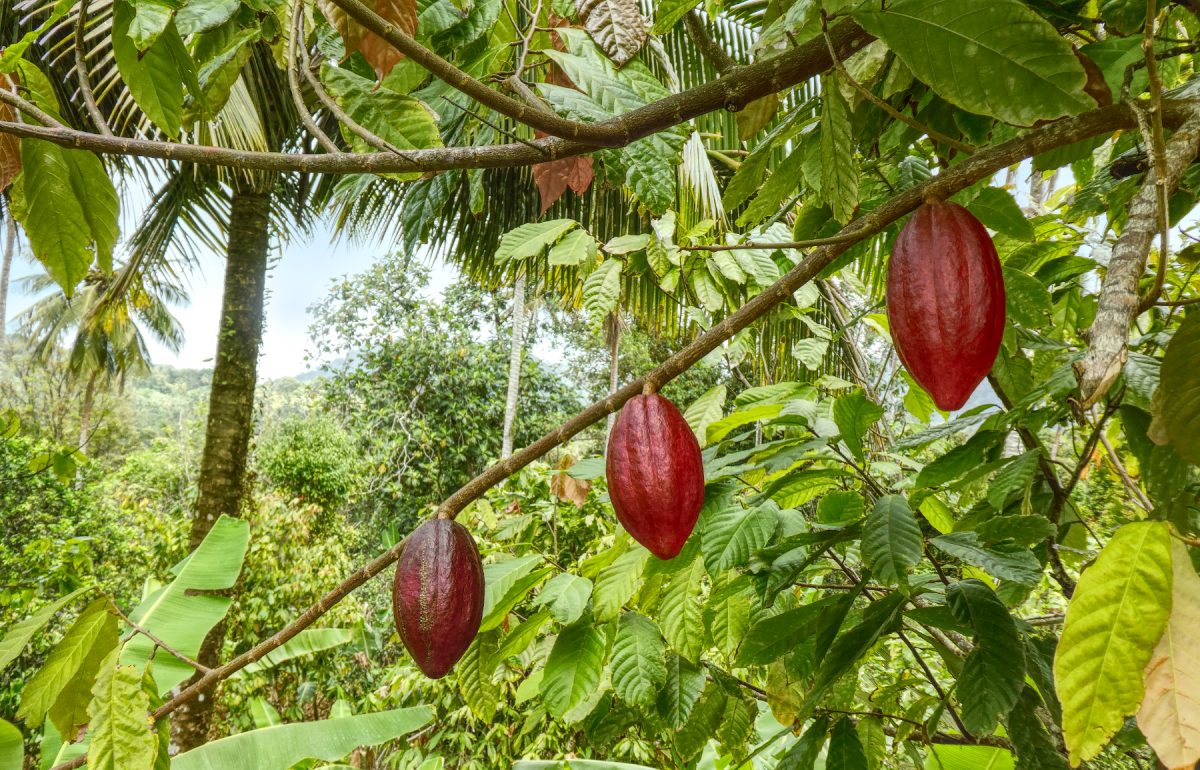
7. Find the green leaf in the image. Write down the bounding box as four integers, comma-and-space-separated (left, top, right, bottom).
924, 745, 1014, 770
495, 219, 580, 263
832, 389, 882, 462
826, 718, 868, 770
820, 76, 858, 224
0, 586, 91, 673
536, 573, 593, 625
47, 608, 119, 737
593, 546, 650, 622
1055, 521, 1173, 765
113, 0, 184, 137
861, 495, 923, 586
947, 580, 1024, 735
683, 385, 727, 445
931, 532, 1042, 585
480, 555, 545, 632
0, 719, 20, 770
583, 259, 623, 318
87, 650, 157, 770
541, 623, 607, 719
817, 490, 867, 527
854, 0, 1092, 125
702, 505, 777, 576
611, 614, 667, 709
738, 595, 849, 667
129, 0, 174, 49
494, 610, 551, 664
652, 0, 701, 33
176, 0, 239, 35
1006, 686, 1069, 770
548, 228, 599, 266
321, 66, 444, 169
172, 707, 434, 770
656, 653, 705, 727
16, 142, 98, 295
674, 683, 726, 760
966, 187, 1035, 241
707, 404, 783, 445
808, 592, 907, 708
915, 431, 1003, 489
976, 515, 1054, 548
777, 715, 830, 770
1003, 268, 1053, 329
660, 557, 705, 662
1157, 312, 1200, 465
604, 234, 650, 254
858, 716, 886, 770
987, 450, 1042, 510
705, 579, 752, 660
18, 598, 117, 727
457, 632, 501, 721
234, 629, 353, 676
122, 515, 250, 694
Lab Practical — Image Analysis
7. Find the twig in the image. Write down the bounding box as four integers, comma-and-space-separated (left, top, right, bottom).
0, 82, 64, 130
1098, 430, 1154, 511
288, 2, 340, 154
299, 50, 414, 160
73, 0, 111, 136
683, 233, 868, 252
684, 11, 739, 75
441, 97, 549, 154
108, 598, 212, 675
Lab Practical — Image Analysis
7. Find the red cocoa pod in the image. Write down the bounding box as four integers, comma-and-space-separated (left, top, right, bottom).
606, 393, 705, 559
392, 519, 484, 679
887, 200, 1006, 411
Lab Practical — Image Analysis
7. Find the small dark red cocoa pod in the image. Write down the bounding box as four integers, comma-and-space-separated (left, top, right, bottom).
886, 200, 1006, 412
606, 393, 705, 559
392, 519, 484, 679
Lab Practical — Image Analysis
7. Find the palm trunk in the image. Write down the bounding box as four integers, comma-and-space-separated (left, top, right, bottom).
172, 188, 272, 751
501, 272, 527, 459
0, 212, 15, 348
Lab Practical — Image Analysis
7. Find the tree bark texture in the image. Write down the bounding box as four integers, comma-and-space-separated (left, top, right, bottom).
501, 272, 527, 459
1075, 104, 1200, 406
172, 188, 272, 752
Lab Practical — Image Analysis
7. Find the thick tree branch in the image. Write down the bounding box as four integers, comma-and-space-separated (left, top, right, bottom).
45, 100, 1200, 770
73, 0, 111, 137
1074, 101, 1200, 407
684, 11, 738, 75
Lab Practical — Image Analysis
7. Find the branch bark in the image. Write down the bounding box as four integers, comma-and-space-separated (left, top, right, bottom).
1074, 101, 1200, 407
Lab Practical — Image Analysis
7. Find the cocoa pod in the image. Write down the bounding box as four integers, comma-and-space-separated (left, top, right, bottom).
606, 393, 705, 559
392, 519, 484, 679
887, 200, 1006, 411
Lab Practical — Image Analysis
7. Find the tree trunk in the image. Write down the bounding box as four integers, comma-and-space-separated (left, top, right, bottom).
0, 212, 15, 348
172, 188, 272, 752
605, 313, 620, 437
78, 372, 98, 450
501, 272, 527, 459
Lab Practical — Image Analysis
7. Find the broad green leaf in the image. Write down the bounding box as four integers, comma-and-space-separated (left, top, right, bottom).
976, 515, 1054, 548
854, 0, 1092, 125
931, 532, 1042, 585
914, 431, 1003, 489
987, 450, 1041, 510
1006, 685, 1068, 770
652, 0, 701, 34
683, 385, 726, 445
1157, 312, 1200, 465
593, 546, 650, 622
611, 614, 667, 708
1003, 268, 1053, 329
924, 745, 1014, 770
704, 579, 752, 660
656, 653, 705, 728
129, 0, 173, 49
122, 515, 250, 694
861, 495, 923, 586
807, 592, 907, 708
777, 715, 830, 769
235, 629, 353, 676
706, 404, 783, 445
18, 598, 117, 727
541, 623, 607, 719
858, 716, 886, 770
494, 609, 551, 663
820, 76, 858, 223
537, 573, 593, 625
583, 259, 623, 318
172, 707, 434, 770
495, 219, 580, 263
0, 719, 20, 770
660, 557, 705, 661
604, 234, 650, 254
322, 66, 444, 169
947, 580, 1024, 735
0, 586, 91, 672
832, 390, 882, 461
87, 650, 157, 770
702, 505, 777, 576
548, 228, 598, 266
966, 187, 1035, 241
738, 594, 848, 667
692, 269, 725, 313
457, 632, 501, 721
1136, 541, 1200, 770
481, 555, 546, 631
826, 718, 867, 770
717, 690, 757, 758
47, 608, 119, 737
176, 0, 239, 35
817, 490, 867, 527
1055, 521, 1173, 764
675, 683, 726, 760
112, 0, 184, 137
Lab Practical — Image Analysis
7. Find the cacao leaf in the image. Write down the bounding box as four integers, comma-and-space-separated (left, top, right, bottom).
541, 623, 607, 719
1005, 685, 1068, 770
702, 504, 778, 576
1055, 521, 1173, 765
321, 66, 444, 164
930, 532, 1042, 585
0, 586, 91, 673
1156, 312, 1200, 466
659, 556, 705, 661
703, 578, 752, 660
18, 598, 117, 728
611, 613, 667, 708
737, 594, 848, 667
652, 0, 700, 34
947, 580, 1025, 735
536, 573, 593, 625
593, 545, 650, 621
820, 76, 858, 224
175, 0, 239, 35
547, 228, 599, 268
1137, 541, 1200, 770
987, 450, 1042, 510
674, 683, 726, 760
825, 718, 868, 770
966, 187, 1035, 241
683, 384, 727, 445
806, 592, 906, 709
776, 715, 830, 769
854, 0, 1093, 126
533, 154, 596, 214
112, 0, 185, 138
494, 610, 552, 664
86, 649, 158, 770
457, 632, 501, 720
480, 555, 545, 631
832, 389, 882, 461
575, 0, 647, 66
858, 716, 886, 770
656, 652, 705, 727
861, 495, 923, 586
582, 259, 623, 318
0, 720, 19, 770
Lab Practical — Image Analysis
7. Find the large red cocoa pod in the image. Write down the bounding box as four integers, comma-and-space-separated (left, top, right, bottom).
887, 200, 1006, 411
392, 519, 484, 679
606, 393, 705, 559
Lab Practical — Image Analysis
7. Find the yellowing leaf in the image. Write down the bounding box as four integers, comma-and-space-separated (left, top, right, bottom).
1138, 541, 1200, 770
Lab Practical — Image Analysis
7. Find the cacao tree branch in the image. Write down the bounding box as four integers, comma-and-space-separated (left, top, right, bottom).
73, 0, 111, 137
684, 11, 739, 75
287, 2, 340, 154
44, 102, 1200, 770
1136, 0, 1172, 311
1074, 100, 1200, 407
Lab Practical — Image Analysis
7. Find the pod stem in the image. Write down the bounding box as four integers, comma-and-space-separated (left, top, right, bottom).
642, 381, 657, 395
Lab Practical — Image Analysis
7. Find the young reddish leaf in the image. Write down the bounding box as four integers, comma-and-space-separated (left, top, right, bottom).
0, 100, 20, 192
320, 0, 418, 77
532, 151, 595, 213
